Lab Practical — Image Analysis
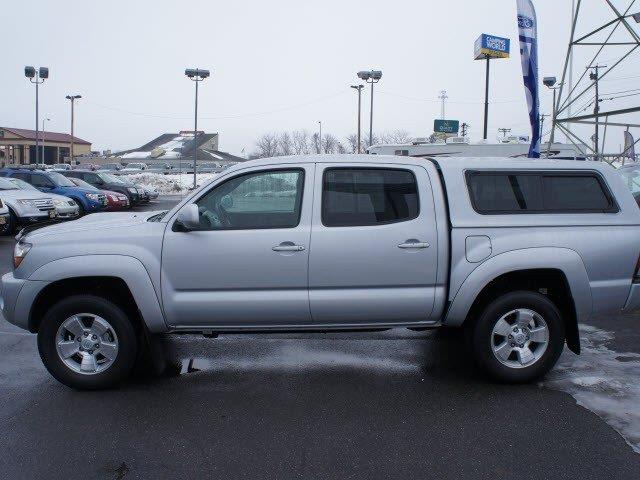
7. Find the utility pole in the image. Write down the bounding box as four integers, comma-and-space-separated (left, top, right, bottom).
350, 85, 364, 153
498, 128, 511, 139
588, 65, 606, 159
539, 114, 549, 139
65, 95, 81, 165
460, 123, 469, 137
438, 90, 448, 120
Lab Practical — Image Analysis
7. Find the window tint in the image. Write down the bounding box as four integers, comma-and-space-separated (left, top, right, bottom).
195, 169, 304, 230
322, 168, 419, 227
30, 174, 55, 188
467, 171, 615, 214
12, 173, 30, 182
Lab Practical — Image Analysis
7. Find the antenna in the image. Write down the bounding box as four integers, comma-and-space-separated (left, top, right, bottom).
438, 90, 448, 120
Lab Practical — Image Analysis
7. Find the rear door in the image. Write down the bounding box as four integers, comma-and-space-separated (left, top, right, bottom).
309, 163, 438, 325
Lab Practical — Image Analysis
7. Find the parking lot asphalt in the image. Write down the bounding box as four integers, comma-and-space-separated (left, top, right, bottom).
0, 199, 639, 479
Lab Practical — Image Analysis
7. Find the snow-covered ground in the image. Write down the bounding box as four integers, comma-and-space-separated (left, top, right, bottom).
544, 325, 640, 453
125, 172, 219, 195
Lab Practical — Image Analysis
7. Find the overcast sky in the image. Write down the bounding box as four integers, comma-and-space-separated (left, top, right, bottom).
2, 0, 638, 155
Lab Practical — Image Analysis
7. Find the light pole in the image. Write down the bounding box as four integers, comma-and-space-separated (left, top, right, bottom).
185, 68, 210, 188
350, 85, 364, 153
438, 90, 448, 120
65, 95, 82, 165
318, 121, 322, 154
588, 65, 606, 159
41, 116, 50, 164
543, 77, 563, 151
25, 66, 48, 166
357, 70, 382, 149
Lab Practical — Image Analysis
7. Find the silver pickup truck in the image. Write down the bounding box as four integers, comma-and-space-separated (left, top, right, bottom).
2, 155, 640, 390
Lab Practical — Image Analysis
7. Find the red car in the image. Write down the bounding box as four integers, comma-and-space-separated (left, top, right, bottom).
68, 178, 130, 210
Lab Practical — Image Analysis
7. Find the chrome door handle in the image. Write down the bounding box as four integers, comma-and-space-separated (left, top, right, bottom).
398, 241, 430, 249
272, 244, 305, 252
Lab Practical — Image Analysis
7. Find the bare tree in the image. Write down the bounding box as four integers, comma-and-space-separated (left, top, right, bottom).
345, 134, 359, 153
323, 134, 338, 154
311, 132, 321, 154
253, 133, 280, 158
292, 130, 310, 154
336, 142, 347, 154
380, 129, 412, 144
362, 133, 380, 149
279, 132, 293, 156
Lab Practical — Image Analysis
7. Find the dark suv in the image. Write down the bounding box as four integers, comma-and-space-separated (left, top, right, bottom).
62, 170, 148, 206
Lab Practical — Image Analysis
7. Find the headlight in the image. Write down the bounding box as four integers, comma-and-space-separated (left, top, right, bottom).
85, 193, 101, 201
17, 199, 37, 207
53, 199, 67, 207
127, 187, 137, 194
14, 240, 32, 269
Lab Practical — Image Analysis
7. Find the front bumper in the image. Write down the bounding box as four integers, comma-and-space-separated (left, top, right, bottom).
55, 205, 80, 219
17, 209, 56, 225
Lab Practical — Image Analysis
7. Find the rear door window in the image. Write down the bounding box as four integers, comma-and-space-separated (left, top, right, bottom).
322, 168, 419, 226
466, 171, 616, 214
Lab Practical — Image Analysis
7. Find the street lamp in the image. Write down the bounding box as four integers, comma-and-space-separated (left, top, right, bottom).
350, 85, 364, 153
185, 68, 210, 188
543, 76, 561, 148
65, 95, 82, 164
25, 66, 48, 166
357, 70, 382, 150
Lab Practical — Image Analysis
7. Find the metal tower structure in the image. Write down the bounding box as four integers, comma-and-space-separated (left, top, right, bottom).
551, 0, 640, 162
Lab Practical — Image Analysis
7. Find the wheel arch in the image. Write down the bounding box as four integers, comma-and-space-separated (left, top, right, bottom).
24, 255, 166, 333
444, 248, 592, 354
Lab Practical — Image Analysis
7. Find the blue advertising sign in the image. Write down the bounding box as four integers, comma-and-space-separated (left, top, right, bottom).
474, 34, 510, 60
434, 119, 459, 134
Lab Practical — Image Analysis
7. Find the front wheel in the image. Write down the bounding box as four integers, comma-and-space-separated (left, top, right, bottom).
37, 295, 138, 390
469, 291, 565, 383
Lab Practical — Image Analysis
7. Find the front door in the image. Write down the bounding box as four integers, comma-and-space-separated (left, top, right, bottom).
161, 164, 314, 328
309, 163, 438, 325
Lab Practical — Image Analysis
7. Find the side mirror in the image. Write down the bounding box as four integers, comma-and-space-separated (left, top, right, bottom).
174, 203, 200, 231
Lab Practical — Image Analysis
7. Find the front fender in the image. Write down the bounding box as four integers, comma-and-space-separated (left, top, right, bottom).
26, 255, 167, 332
444, 247, 592, 327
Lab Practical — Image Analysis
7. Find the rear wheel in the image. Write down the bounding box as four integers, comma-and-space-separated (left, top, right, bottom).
37, 295, 138, 390
469, 291, 565, 383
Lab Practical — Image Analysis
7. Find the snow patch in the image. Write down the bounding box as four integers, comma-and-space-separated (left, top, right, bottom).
125, 172, 219, 195
543, 324, 640, 453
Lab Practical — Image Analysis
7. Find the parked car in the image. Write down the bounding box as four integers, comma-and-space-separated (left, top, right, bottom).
197, 162, 224, 174
0, 169, 107, 216
0, 176, 55, 233
175, 161, 195, 174
62, 170, 146, 206
147, 162, 172, 174
3, 155, 640, 390
0, 197, 10, 234
142, 187, 158, 200
97, 163, 123, 172
7, 178, 79, 220
51, 163, 73, 171
121, 162, 147, 173
67, 177, 130, 210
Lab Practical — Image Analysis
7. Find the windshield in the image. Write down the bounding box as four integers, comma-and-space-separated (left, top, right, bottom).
97, 172, 126, 185
71, 178, 98, 190
48, 171, 76, 187
0, 177, 19, 190
8, 178, 38, 191
618, 167, 640, 194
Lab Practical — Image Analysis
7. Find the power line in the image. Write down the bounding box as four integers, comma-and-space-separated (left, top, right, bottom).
377, 90, 521, 104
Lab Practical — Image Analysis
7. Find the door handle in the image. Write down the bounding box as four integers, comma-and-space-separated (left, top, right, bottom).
398, 241, 430, 249
272, 244, 305, 252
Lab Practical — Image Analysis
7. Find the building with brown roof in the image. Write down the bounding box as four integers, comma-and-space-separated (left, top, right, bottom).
0, 127, 92, 165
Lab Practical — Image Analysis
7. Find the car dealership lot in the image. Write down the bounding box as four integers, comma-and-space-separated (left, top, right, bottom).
0, 199, 639, 479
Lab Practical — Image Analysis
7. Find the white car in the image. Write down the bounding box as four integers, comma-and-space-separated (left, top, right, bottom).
0, 197, 9, 233
7, 178, 79, 220
0, 177, 55, 233
120, 162, 147, 173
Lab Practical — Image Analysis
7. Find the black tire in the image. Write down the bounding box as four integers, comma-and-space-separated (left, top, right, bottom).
468, 291, 565, 383
74, 200, 85, 216
4, 208, 18, 235
37, 295, 138, 390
